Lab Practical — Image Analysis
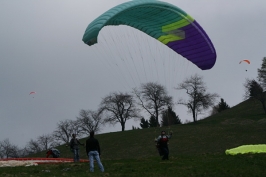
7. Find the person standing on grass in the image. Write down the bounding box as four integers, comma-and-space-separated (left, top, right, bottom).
69, 133, 84, 162
86, 131, 104, 172
155, 130, 173, 160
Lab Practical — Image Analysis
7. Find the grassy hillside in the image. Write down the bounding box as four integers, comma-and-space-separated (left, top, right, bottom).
32, 98, 266, 160
3, 98, 266, 176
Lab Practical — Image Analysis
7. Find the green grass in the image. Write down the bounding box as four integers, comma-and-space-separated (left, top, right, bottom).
1, 155, 266, 176
2, 98, 266, 176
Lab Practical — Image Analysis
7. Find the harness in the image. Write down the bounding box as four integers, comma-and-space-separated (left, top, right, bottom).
156, 135, 169, 149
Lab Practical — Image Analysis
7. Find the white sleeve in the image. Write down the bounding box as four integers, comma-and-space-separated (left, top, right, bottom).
156, 135, 161, 142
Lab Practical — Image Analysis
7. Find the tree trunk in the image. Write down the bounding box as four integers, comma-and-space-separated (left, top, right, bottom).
155, 108, 159, 126
121, 122, 125, 131
192, 109, 196, 122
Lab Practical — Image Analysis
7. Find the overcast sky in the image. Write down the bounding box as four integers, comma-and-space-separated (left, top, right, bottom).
1, 0, 265, 147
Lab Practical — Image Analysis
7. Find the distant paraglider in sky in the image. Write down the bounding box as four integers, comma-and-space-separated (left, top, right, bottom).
239, 60, 250, 71
239, 59, 250, 64
29, 91, 36, 98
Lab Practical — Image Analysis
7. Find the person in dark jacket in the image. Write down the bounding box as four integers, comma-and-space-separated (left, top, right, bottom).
86, 131, 104, 172
69, 133, 84, 162
155, 130, 172, 160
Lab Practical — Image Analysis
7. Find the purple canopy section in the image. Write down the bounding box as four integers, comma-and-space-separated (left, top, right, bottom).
167, 21, 216, 70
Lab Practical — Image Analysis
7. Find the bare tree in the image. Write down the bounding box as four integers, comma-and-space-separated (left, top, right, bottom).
0, 139, 19, 158
8, 145, 20, 158
37, 134, 58, 151
76, 109, 104, 136
244, 79, 266, 113
25, 139, 42, 154
53, 119, 82, 145
133, 82, 173, 126
68, 120, 83, 138
17, 147, 30, 158
176, 74, 219, 122
0, 149, 3, 158
100, 92, 140, 131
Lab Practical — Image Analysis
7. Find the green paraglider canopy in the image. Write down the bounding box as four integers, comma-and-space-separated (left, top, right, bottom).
82, 0, 216, 70
225, 144, 266, 155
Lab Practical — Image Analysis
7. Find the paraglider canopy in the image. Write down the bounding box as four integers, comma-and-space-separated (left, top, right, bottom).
239, 60, 250, 71
82, 0, 216, 70
226, 144, 266, 155
29, 92, 36, 98
239, 60, 250, 64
